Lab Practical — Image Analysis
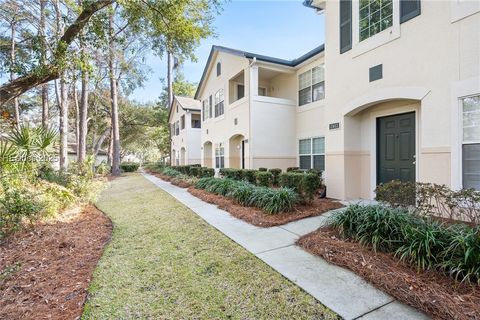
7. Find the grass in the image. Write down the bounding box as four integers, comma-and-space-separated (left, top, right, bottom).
82, 173, 336, 319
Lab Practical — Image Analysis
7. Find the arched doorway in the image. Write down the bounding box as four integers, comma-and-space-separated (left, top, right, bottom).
203, 141, 213, 168
229, 134, 245, 169
180, 147, 186, 165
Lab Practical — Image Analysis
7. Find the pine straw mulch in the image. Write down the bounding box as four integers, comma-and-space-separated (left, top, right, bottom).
188, 187, 343, 227
0, 205, 113, 320
296, 228, 480, 320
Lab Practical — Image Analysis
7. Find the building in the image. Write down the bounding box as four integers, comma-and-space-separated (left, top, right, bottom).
195, 45, 326, 171
169, 96, 202, 166
303, 0, 480, 200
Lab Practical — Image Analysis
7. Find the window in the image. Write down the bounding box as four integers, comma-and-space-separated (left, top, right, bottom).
180, 115, 185, 130
237, 84, 245, 100
175, 121, 179, 136
202, 100, 209, 121
299, 65, 325, 106
340, 0, 352, 53
462, 95, 480, 190
359, 0, 393, 41
214, 89, 224, 117
299, 137, 325, 171
209, 95, 213, 118
191, 119, 201, 129
216, 62, 221, 76
215, 143, 225, 169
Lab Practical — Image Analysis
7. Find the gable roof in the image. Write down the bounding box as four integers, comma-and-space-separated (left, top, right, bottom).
194, 44, 325, 99
168, 95, 201, 123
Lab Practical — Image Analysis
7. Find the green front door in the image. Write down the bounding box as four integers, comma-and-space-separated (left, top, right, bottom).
377, 112, 416, 184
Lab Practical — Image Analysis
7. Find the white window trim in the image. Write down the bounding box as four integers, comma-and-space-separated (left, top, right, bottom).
351, 0, 400, 58
298, 137, 325, 171
215, 142, 225, 169
460, 94, 480, 190
451, 76, 480, 190
298, 64, 325, 107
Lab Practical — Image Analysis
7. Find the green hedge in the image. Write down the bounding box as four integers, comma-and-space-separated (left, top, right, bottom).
256, 171, 273, 187
279, 172, 322, 203
269, 168, 282, 185
195, 177, 298, 214
330, 205, 480, 283
120, 162, 140, 172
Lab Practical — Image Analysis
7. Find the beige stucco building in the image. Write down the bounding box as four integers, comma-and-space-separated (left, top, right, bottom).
169, 96, 202, 165
171, 0, 480, 200
305, 0, 480, 200
195, 46, 326, 172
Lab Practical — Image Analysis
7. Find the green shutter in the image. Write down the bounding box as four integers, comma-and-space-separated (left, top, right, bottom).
339, 0, 352, 54
400, 0, 421, 24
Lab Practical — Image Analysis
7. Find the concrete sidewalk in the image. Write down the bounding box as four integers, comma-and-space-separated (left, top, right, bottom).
142, 172, 429, 320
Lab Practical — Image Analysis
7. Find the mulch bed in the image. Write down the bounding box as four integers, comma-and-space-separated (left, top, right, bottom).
188, 187, 343, 227
297, 228, 480, 320
0, 205, 112, 320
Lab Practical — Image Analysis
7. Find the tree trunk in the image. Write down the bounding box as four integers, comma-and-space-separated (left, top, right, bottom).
109, 8, 121, 176
93, 127, 110, 159
0, 0, 114, 107
10, 19, 20, 128
167, 51, 174, 107
78, 49, 88, 164
73, 80, 80, 156
59, 76, 69, 170
40, 0, 49, 127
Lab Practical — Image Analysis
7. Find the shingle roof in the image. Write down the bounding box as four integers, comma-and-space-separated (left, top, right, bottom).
194, 44, 325, 99
168, 95, 201, 123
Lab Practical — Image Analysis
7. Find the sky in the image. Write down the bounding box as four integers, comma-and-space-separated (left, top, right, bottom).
130, 0, 325, 103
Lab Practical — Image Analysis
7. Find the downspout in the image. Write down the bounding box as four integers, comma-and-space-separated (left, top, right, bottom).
248, 57, 257, 169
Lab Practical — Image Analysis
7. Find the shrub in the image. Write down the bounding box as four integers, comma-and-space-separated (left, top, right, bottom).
375, 180, 480, 224
330, 204, 480, 283
301, 173, 322, 203
190, 166, 201, 177
200, 167, 215, 178
120, 162, 140, 172
143, 162, 165, 174
269, 168, 282, 185
96, 162, 111, 176
228, 182, 256, 206
39, 182, 77, 216
162, 167, 182, 177
258, 167, 268, 172
219, 168, 243, 180
255, 187, 299, 214
286, 167, 299, 172
278, 172, 304, 191
256, 171, 273, 187
241, 169, 257, 184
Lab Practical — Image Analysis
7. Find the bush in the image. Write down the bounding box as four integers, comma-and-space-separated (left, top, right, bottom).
120, 162, 140, 172
269, 168, 282, 185
286, 167, 299, 172
195, 177, 299, 214
219, 168, 243, 180
143, 162, 165, 174
301, 173, 322, 203
330, 204, 480, 283
200, 167, 215, 178
162, 167, 182, 177
241, 169, 257, 184
96, 162, 111, 176
375, 180, 480, 224
256, 171, 273, 187
278, 172, 322, 203
190, 166, 201, 177
258, 167, 268, 172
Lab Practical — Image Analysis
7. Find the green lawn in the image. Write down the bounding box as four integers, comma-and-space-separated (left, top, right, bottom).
83, 173, 336, 319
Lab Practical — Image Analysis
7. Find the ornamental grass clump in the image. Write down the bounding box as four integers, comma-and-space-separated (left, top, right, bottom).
162, 167, 182, 177
329, 204, 480, 283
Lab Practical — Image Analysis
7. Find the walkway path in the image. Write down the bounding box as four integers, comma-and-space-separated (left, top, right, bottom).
143, 172, 429, 320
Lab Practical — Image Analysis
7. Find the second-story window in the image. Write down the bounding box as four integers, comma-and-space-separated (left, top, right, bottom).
175, 121, 179, 135
215, 89, 224, 117
359, 0, 393, 41
216, 62, 221, 76
299, 65, 325, 106
180, 115, 185, 130
202, 100, 209, 120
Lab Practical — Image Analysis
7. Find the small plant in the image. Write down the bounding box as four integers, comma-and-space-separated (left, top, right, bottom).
190, 166, 200, 177
286, 167, 299, 172
257, 187, 299, 214
258, 167, 268, 172
120, 162, 140, 172
269, 168, 282, 185
219, 168, 242, 180
256, 171, 273, 187
241, 169, 257, 184
162, 167, 182, 177
301, 173, 322, 203
200, 167, 215, 178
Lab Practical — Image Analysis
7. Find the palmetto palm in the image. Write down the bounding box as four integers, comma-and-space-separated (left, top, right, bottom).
0, 125, 58, 172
